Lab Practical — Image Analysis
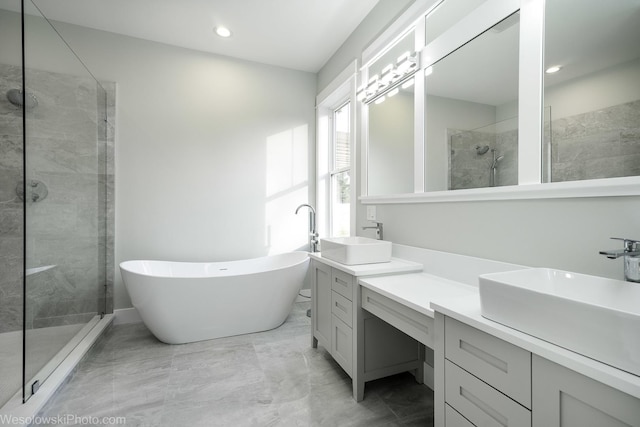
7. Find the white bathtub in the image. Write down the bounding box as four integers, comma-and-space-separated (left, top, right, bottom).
119, 251, 309, 344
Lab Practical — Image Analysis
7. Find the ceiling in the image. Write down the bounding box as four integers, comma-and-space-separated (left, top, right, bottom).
28, 0, 380, 73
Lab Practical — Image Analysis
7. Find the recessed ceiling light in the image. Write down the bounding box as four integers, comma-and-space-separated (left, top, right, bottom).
545, 65, 562, 74
215, 26, 232, 38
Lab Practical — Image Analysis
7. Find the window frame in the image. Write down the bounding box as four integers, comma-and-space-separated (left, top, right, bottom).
316, 61, 357, 238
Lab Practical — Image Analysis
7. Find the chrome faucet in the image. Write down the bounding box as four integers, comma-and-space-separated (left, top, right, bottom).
599, 237, 640, 282
295, 204, 318, 252
362, 221, 383, 240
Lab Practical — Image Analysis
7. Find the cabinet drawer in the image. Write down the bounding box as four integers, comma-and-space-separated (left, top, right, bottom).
332, 269, 354, 300
445, 317, 531, 408
445, 360, 531, 427
332, 291, 352, 327
446, 404, 476, 427
361, 287, 433, 347
332, 315, 353, 377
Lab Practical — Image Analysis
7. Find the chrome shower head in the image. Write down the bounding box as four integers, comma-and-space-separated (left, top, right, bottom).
475, 145, 490, 155
6, 89, 38, 110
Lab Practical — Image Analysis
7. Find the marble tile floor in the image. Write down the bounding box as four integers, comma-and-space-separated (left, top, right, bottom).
35, 302, 434, 426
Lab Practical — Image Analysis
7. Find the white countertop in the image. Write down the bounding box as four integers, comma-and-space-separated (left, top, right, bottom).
432, 296, 640, 400
358, 272, 477, 318
353, 268, 640, 399
309, 253, 422, 276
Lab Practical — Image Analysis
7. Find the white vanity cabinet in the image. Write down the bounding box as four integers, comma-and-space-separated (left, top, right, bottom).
435, 313, 640, 427
532, 356, 640, 427
311, 261, 356, 375
310, 257, 424, 401
442, 316, 532, 427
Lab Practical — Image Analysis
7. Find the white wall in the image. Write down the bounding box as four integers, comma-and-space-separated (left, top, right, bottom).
545, 58, 640, 119
49, 23, 317, 309
319, 1, 640, 282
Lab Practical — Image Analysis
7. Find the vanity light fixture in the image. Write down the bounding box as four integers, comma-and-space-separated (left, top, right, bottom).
357, 51, 419, 104
214, 26, 232, 38
374, 96, 386, 105
545, 65, 562, 74
387, 87, 399, 97
401, 79, 414, 89
424, 66, 433, 77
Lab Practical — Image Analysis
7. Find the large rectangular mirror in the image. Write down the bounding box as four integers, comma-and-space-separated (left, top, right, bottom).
362, 0, 640, 202
425, 12, 520, 191
366, 30, 417, 196
543, 0, 640, 183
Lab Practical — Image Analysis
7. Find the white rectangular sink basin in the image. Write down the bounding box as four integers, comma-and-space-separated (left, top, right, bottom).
479, 268, 640, 376
320, 237, 392, 265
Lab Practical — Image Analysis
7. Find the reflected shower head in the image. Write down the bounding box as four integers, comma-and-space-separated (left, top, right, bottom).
475, 145, 490, 155
6, 89, 38, 109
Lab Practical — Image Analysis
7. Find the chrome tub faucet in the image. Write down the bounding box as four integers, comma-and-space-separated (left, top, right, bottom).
599, 237, 640, 282
295, 204, 318, 252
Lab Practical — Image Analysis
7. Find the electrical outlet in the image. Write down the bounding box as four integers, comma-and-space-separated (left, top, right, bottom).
366, 205, 376, 221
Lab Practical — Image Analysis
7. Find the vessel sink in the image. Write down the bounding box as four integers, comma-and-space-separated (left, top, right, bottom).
320, 236, 392, 265
479, 268, 640, 376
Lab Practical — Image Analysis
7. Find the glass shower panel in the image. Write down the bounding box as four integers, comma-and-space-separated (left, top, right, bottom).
0, 0, 25, 409
23, 1, 107, 401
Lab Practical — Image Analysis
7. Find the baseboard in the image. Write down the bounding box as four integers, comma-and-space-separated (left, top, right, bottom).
113, 307, 142, 325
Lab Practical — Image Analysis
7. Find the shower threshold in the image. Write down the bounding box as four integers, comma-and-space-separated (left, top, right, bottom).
0, 314, 113, 426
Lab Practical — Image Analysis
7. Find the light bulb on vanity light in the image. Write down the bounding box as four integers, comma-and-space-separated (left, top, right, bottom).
401, 79, 414, 89
545, 65, 562, 74
374, 96, 386, 105
214, 26, 232, 38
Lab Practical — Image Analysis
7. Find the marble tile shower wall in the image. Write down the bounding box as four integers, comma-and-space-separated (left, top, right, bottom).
550, 99, 640, 182
448, 99, 640, 189
0, 64, 24, 333
448, 128, 518, 190
0, 63, 115, 333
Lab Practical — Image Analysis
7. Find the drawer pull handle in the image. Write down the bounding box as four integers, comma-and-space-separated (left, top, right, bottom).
366, 296, 426, 333
460, 386, 508, 427
335, 277, 348, 286
335, 301, 347, 314
460, 340, 508, 373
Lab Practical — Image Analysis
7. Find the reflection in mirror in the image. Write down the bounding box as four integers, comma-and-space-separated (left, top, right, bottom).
368, 77, 415, 195
449, 116, 517, 189
425, 12, 519, 191
544, 0, 640, 183
425, 0, 488, 43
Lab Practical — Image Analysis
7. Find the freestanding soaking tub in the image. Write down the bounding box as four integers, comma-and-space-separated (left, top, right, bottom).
120, 251, 309, 344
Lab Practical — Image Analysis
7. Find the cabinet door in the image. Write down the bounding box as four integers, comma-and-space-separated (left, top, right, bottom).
532, 355, 640, 427
312, 261, 332, 349
332, 315, 353, 377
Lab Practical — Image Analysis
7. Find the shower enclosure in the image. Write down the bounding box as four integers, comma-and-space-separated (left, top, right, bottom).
448, 116, 518, 190
0, 0, 114, 409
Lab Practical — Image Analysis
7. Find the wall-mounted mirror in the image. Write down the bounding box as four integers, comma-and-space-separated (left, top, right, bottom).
424, 12, 520, 191
362, 0, 640, 202
366, 30, 416, 196
368, 77, 415, 195
543, 0, 640, 183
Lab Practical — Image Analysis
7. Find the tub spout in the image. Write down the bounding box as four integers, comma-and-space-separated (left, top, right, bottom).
295, 204, 318, 252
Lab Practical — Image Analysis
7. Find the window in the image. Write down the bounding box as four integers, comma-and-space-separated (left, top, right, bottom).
330, 101, 351, 236
316, 61, 356, 239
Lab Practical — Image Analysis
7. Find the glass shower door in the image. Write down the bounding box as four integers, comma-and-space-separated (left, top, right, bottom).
0, 0, 25, 409
22, 0, 107, 401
